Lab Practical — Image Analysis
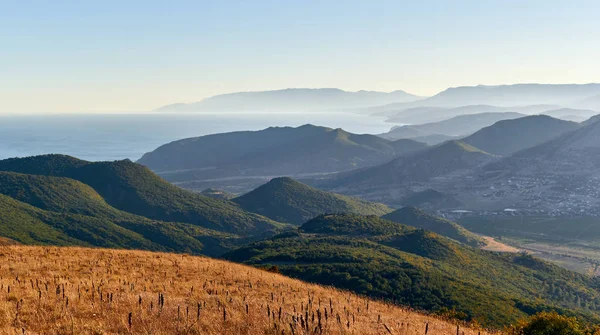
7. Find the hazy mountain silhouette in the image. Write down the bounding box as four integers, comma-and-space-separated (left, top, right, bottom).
138, 125, 427, 183
417, 83, 600, 107
462, 115, 580, 156
329, 140, 495, 188
541, 108, 598, 122
379, 112, 525, 141
382, 104, 564, 124
485, 119, 600, 176
155, 88, 423, 113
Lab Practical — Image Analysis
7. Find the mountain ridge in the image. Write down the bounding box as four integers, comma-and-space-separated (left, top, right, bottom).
155, 88, 424, 113
0, 154, 285, 236
233, 177, 391, 225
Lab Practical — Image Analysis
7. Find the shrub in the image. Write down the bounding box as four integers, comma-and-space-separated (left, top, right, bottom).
507, 311, 584, 335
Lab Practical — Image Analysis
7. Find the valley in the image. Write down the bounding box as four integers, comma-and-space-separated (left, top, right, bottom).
3, 83, 600, 333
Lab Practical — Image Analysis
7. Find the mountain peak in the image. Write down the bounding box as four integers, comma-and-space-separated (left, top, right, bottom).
463, 115, 580, 156
233, 178, 390, 225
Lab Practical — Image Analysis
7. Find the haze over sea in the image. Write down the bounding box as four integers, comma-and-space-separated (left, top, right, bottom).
0, 113, 390, 162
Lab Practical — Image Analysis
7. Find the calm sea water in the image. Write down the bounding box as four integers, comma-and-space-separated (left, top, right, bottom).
0, 113, 392, 161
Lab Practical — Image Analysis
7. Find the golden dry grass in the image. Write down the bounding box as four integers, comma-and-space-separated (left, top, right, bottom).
480, 237, 520, 253
0, 246, 495, 335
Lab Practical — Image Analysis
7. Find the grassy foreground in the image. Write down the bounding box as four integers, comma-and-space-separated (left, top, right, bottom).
0, 246, 490, 335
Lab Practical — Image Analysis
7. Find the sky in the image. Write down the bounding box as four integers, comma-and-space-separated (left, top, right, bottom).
1, 0, 600, 114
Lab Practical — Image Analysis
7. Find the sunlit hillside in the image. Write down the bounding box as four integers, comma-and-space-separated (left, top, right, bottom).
0, 246, 491, 335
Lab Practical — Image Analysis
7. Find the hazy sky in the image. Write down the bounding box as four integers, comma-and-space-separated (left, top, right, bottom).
2, 0, 600, 113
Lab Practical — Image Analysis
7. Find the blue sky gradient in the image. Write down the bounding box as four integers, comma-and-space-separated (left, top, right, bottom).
1, 0, 599, 113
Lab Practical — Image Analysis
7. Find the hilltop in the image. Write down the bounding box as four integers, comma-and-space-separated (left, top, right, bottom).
329, 140, 495, 189
226, 214, 600, 327
385, 112, 526, 137
0, 246, 487, 335
382, 207, 483, 247
462, 115, 580, 156
485, 118, 600, 176
0, 155, 284, 236
233, 177, 391, 225
138, 124, 427, 175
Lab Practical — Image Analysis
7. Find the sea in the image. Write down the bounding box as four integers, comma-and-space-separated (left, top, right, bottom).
0, 113, 393, 162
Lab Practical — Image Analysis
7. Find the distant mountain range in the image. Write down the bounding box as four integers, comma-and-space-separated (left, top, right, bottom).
417, 83, 600, 107
314, 115, 591, 209
155, 88, 423, 113
378, 112, 526, 143
327, 140, 495, 190
485, 118, 600, 176
155, 84, 600, 117
376, 104, 563, 124
541, 108, 598, 122
138, 124, 427, 191
462, 115, 580, 156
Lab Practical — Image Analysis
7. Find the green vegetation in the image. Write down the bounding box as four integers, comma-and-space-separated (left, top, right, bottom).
234, 177, 391, 225
0, 188, 238, 257
0, 155, 285, 236
382, 207, 484, 247
507, 311, 600, 335
300, 214, 409, 236
224, 214, 600, 327
137, 124, 427, 183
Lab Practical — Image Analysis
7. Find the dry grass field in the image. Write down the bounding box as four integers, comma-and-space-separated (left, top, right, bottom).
0, 246, 494, 335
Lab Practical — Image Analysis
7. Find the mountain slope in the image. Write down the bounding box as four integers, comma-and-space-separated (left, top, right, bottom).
137, 125, 427, 180
225, 214, 600, 327
379, 112, 526, 141
462, 115, 580, 156
374, 104, 559, 124
485, 118, 600, 176
0, 193, 230, 254
0, 246, 489, 334
233, 177, 391, 225
333, 140, 495, 187
0, 155, 284, 236
0, 172, 241, 256
155, 88, 423, 113
418, 84, 600, 107
542, 108, 598, 122
382, 207, 483, 247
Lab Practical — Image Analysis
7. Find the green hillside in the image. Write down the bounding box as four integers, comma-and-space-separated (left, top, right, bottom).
0, 155, 285, 236
0, 193, 241, 256
382, 207, 483, 247
0, 172, 245, 256
233, 177, 391, 225
224, 214, 600, 327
